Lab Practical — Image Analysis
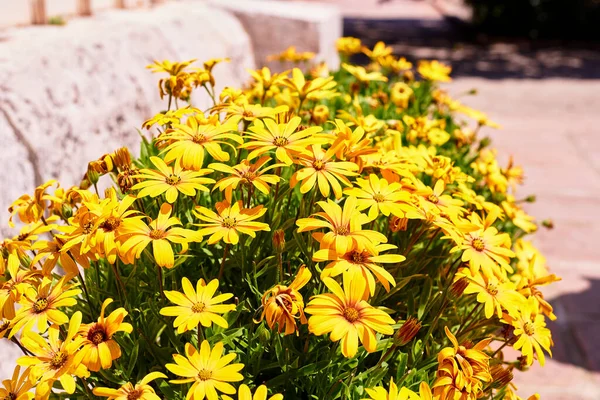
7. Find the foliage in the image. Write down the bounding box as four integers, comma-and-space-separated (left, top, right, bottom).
0, 38, 558, 400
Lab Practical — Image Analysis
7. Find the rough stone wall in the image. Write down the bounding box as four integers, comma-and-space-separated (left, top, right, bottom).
0, 1, 255, 237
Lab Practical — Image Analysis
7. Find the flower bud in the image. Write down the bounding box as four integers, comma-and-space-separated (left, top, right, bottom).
542, 219, 554, 229
390, 216, 408, 232
257, 323, 271, 345
450, 277, 469, 298
490, 364, 513, 388
395, 317, 421, 346
272, 229, 286, 253
524, 195, 536, 203
61, 204, 73, 220
311, 105, 329, 125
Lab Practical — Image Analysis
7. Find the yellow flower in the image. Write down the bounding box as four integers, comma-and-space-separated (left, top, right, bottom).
222, 384, 283, 400
132, 156, 214, 203
220, 102, 289, 125
418, 60, 452, 82
194, 200, 270, 245
505, 298, 553, 366
336, 37, 362, 56
8, 179, 57, 227
10, 277, 81, 337
248, 67, 290, 98
305, 273, 395, 358
210, 156, 284, 196
166, 341, 244, 400
267, 46, 314, 63
456, 268, 525, 319
290, 144, 359, 199
363, 41, 393, 60
363, 378, 432, 400
390, 82, 413, 109
259, 265, 311, 335
32, 237, 90, 278
296, 197, 388, 254
160, 117, 242, 170
313, 243, 403, 296
345, 174, 415, 220
330, 119, 378, 161
282, 68, 338, 101
0, 366, 34, 400
242, 115, 326, 165
160, 278, 235, 333
142, 106, 200, 130
412, 179, 464, 220
120, 203, 202, 269
93, 372, 167, 400
147, 59, 196, 75
377, 55, 413, 74
79, 298, 133, 372
342, 63, 388, 83
450, 213, 515, 278
0, 265, 40, 320
18, 312, 89, 400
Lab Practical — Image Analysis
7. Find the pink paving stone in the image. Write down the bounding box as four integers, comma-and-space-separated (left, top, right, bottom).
297, 0, 444, 20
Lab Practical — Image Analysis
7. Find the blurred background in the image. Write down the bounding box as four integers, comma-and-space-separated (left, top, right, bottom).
0, 0, 599, 398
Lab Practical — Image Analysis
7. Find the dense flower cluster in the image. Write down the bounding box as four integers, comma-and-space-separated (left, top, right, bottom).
0, 38, 557, 400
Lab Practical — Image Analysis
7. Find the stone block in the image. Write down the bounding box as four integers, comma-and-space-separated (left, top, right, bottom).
208, 0, 342, 71
0, 0, 31, 28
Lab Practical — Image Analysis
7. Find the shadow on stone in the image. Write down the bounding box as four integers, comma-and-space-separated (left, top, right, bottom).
547, 278, 600, 372
344, 18, 600, 80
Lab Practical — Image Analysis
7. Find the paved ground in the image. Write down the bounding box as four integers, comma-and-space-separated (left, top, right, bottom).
340, 0, 600, 398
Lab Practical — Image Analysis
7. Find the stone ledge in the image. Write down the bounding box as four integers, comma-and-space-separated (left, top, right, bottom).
207, 0, 342, 71
0, 1, 255, 234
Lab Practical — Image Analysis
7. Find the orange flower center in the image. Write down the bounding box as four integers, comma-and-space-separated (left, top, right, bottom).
149, 229, 166, 240
486, 282, 498, 296
472, 238, 485, 252
373, 193, 385, 203
222, 217, 237, 228
88, 324, 108, 345
343, 307, 360, 323
33, 298, 49, 313
127, 390, 143, 400
427, 194, 439, 204
336, 226, 349, 236
101, 216, 122, 232
312, 160, 326, 171
349, 251, 367, 264
83, 222, 95, 234
166, 174, 181, 185
523, 321, 535, 336
242, 171, 257, 181
198, 369, 213, 381
192, 134, 206, 144
4, 392, 17, 400
242, 110, 254, 118
49, 351, 68, 369
273, 136, 289, 147
192, 302, 206, 313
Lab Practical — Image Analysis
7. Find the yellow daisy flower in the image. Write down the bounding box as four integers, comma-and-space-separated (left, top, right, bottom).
119, 203, 202, 269
160, 117, 242, 170
241, 116, 325, 165
362, 41, 393, 60
79, 298, 133, 372
166, 341, 244, 400
290, 144, 359, 199
132, 156, 214, 203
0, 366, 34, 400
313, 243, 403, 296
456, 268, 525, 319
210, 156, 284, 196
342, 63, 388, 83
222, 384, 283, 400
193, 200, 270, 245
93, 372, 167, 400
418, 60, 452, 82
364, 378, 432, 400
10, 277, 81, 337
296, 196, 387, 255
305, 272, 395, 358
505, 298, 553, 366
17, 312, 89, 400
160, 278, 235, 333
345, 174, 415, 220
281, 68, 338, 101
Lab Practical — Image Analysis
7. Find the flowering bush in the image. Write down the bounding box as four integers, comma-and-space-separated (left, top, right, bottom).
0, 38, 559, 400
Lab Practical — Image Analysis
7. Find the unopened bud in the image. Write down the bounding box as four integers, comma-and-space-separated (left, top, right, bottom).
390, 216, 408, 232
490, 364, 513, 388
478, 137, 491, 150
273, 229, 286, 253
402, 70, 414, 83
524, 195, 536, 203
451, 277, 469, 298
61, 204, 73, 219
395, 317, 421, 346
86, 168, 100, 186
257, 323, 271, 345
542, 219, 554, 229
